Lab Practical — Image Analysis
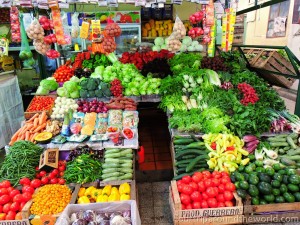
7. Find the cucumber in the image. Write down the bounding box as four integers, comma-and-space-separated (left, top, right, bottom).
174, 135, 191, 139
180, 142, 206, 150
176, 159, 193, 165
105, 149, 121, 154
119, 173, 133, 180
119, 159, 133, 164
174, 145, 186, 149
102, 163, 119, 168
288, 133, 298, 139
105, 158, 119, 163
268, 137, 287, 142
191, 134, 201, 142
119, 168, 133, 174
177, 162, 207, 168
177, 164, 208, 174
181, 155, 198, 159
174, 138, 194, 145
270, 142, 289, 147
102, 168, 119, 174
103, 177, 120, 181
287, 136, 297, 149
105, 153, 121, 158
102, 172, 121, 179
186, 155, 208, 172
175, 149, 209, 159
120, 163, 133, 168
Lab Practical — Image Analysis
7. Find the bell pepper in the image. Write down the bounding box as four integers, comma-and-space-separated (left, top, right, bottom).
96, 194, 108, 203
78, 196, 90, 204
78, 187, 86, 198
120, 194, 130, 201
108, 192, 120, 202
92, 189, 102, 200
119, 182, 130, 195
111, 187, 119, 196
85, 186, 96, 199
102, 185, 112, 196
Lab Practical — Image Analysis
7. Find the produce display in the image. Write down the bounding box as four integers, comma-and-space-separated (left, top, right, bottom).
101, 149, 134, 181
142, 19, 173, 38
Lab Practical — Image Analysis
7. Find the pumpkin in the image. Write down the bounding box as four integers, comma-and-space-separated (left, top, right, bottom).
34, 132, 53, 144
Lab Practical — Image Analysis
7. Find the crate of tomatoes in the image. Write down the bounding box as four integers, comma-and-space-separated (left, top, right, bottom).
25, 96, 56, 120
169, 170, 243, 225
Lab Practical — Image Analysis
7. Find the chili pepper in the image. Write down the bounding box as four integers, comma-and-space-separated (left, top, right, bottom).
210, 142, 217, 150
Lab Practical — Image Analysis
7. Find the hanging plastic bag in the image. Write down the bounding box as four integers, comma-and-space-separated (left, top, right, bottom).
26, 18, 45, 40
51, 8, 67, 45
71, 12, 80, 38
10, 6, 21, 43
104, 19, 122, 37
168, 16, 186, 40
101, 36, 116, 54
19, 14, 35, 68
33, 39, 50, 55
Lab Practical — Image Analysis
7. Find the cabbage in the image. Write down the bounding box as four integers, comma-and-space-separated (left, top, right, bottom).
40, 79, 59, 91
195, 44, 204, 52
187, 46, 195, 52
70, 76, 80, 83
182, 36, 192, 46
192, 41, 199, 46
180, 44, 187, 52
94, 65, 105, 75
64, 81, 79, 93
206, 69, 221, 86
154, 37, 164, 46
57, 87, 69, 97
152, 45, 161, 51
161, 44, 167, 50
36, 86, 49, 95
70, 90, 80, 99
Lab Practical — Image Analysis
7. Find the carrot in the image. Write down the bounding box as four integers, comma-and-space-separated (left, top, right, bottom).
19, 125, 29, 134
32, 123, 46, 133
39, 112, 46, 125
29, 133, 35, 142
20, 133, 25, 140
31, 132, 39, 142
25, 131, 30, 141
27, 113, 39, 123
33, 118, 39, 127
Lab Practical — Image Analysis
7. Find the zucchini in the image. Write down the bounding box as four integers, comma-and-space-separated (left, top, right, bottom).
102, 168, 119, 174
119, 173, 133, 180
175, 149, 209, 159
287, 136, 297, 149
102, 163, 119, 168
186, 155, 208, 172
174, 135, 191, 139
119, 168, 133, 173
174, 138, 194, 145
177, 162, 207, 168
103, 177, 120, 181
191, 134, 201, 142
102, 172, 121, 179
105, 158, 119, 163
176, 159, 193, 165
280, 157, 297, 166
181, 155, 198, 159
269, 142, 289, 147
119, 159, 133, 164
267, 137, 287, 142
120, 163, 133, 168
180, 142, 206, 150
105, 149, 121, 154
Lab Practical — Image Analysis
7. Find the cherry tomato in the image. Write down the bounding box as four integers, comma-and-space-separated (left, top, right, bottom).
224, 191, 234, 201
202, 171, 211, 178
202, 192, 209, 200
190, 191, 202, 202
201, 200, 208, 208
211, 178, 220, 187
221, 171, 230, 177
207, 198, 218, 208
7, 187, 14, 193
0, 188, 8, 196
22, 192, 32, 202
0, 181, 11, 188
41, 177, 49, 185
182, 176, 192, 184
5, 211, 16, 220
204, 179, 212, 188
39, 171, 47, 177
50, 178, 58, 184
20, 202, 26, 210
180, 193, 191, 205
58, 178, 66, 185
212, 171, 221, 179
59, 171, 64, 177
221, 176, 231, 184
0, 195, 10, 205
192, 174, 202, 183
48, 173, 56, 179
58, 165, 66, 172
185, 204, 192, 210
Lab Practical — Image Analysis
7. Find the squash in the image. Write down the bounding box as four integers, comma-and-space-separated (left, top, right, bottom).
34, 132, 53, 144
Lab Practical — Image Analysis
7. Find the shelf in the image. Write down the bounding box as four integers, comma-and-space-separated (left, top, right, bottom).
9, 46, 35, 51
142, 37, 168, 40
0, 70, 15, 76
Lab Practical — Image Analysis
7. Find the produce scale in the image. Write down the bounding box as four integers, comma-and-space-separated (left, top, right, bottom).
1, 0, 300, 225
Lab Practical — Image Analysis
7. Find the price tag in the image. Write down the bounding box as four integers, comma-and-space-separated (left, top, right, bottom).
80, 21, 90, 39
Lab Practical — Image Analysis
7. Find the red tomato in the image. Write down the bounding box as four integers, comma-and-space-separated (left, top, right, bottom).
180, 193, 191, 205
22, 185, 34, 194
10, 202, 20, 212
39, 171, 47, 177
0, 195, 10, 205
3, 203, 12, 213
221, 171, 229, 177
202, 171, 211, 178
177, 184, 184, 193
213, 187, 219, 195
41, 177, 49, 185
58, 178, 66, 185
7, 187, 14, 193
51, 169, 59, 176
192, 201, 201, 209
198, 181, 205, 193
217, 202, 226, 208
6, 211, 16, 220
0, 188, 8, 196
190, 191, 202, 202
50, 178, 58, 184
13, 194, 23, 203
181, 204, 186, 210
15, 211, 22, 220
20, 202, 26, 210
218, 184, 226, 193
192, 175, 201, 183
181, 185, 193, 195
0, 181, 11, 188
225, 183, 236, 192
202, 192, 209, 200
225, 201, 234, 207
224, 191, 234, 201
59, 171, 64, 177
9, 189, 20, 199
221, 176, 231, 184
22, 192, 32, 202
189, 182, 198, 191
201, 200, 208, 208
207, 198, 218, 208
204, 179, 212, 188
35, 166, 39, 171
206, 187, 217, 198
212, 171, 221, 179
48, 173, 56, 179
216, 194, 225, 202
30, 179, 41, 188
0, 205, 3, 213
185, 204, 192, 210
58, 165, 66, 172
182, 176, 192, 184
35, 173, 41, 179
211, 178, 220, 187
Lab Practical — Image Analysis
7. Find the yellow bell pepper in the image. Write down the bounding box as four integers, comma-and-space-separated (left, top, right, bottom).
108, 193, 120, 202
78, 188, 86, 198
119, 183, 130, 195
96, 194, 108, 203
102, 185, 112, 196
84, 186, 96, 198
78, 196, 90, 204
92, 189, 102, 200
120, 194, 130, 201
111, 187, 119, 195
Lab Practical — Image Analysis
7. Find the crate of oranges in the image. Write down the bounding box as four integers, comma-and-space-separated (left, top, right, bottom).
21, 184, 79, 222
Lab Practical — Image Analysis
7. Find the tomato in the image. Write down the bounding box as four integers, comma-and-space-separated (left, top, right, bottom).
204, 179, 212, 188
58, 165, 66, 172
190, 191, 202, 202
221, 176, 231, 184
39, 171, 47, 177
182, 176, 192, 184
225, 183, 236, 192
30, 179, 41, 188
192, 174, 202, 183
207, 198, 218, 208
58, 178, 66, 185
9, 189, 20, 199
41, 177, 49, 185
13, 194, 23, 203
0, 195, 10, 205
217, 202, 226, 208
48, 173, 56, 179
221, 171, 229, 177
216, 194, 225, 202
6, 211, 16, 220
0, 213, 6, 220
211, 178, 220, 187
3, 203, 12, 213
0, 205, 3, 213
202, 192, 209, 200
59, 171, 64, 177
7, 187, 14, 193
180, 193, 191, 205
35, 173, 41, 179
185, 204, 192, 210
212, 171, 221, 179
201, 200, 208, 208
52, 169, 59, 176
225, 201, 234, 207
10, 202, 20, 212
202, 171, 211, 178
181, 204, 186, 210
189, 182, 198, 191
206, 187, 217, 198
50, 178, 58, 184
15, 212, 22, 220
192, 202, 201, 209
0, 188, 8, 196
218, 184, 226, 193
0, 181, 11, 188
181, 185, 193, 195
22, 192, 32, 202
22, 185, 34, 194
198, 181, 205, 193
224, 191, 234, 201
20, 202, 26, 210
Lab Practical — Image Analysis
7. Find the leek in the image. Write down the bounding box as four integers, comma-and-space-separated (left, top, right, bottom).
255, 148, 265, 161
262, 147, 278, 159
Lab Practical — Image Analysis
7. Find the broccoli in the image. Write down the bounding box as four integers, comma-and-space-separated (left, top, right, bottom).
103, 88, 111, 97
95, 89, 103, 98
80, 89, 88, 98
87, 79, 97, 91
80, 79, 89, 90
93, 78, 101, 86
88, 90, 96, 98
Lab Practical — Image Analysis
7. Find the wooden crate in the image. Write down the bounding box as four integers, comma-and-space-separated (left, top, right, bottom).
243, 196, 300, 224
169, 181, 243, 225
0, 219, 30, 225
243, 49, 297, 88
24, 95, 56, 120
21, 183, 80, 221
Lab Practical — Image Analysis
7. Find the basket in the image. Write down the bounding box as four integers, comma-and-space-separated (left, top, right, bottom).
24, 95, 56, 120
